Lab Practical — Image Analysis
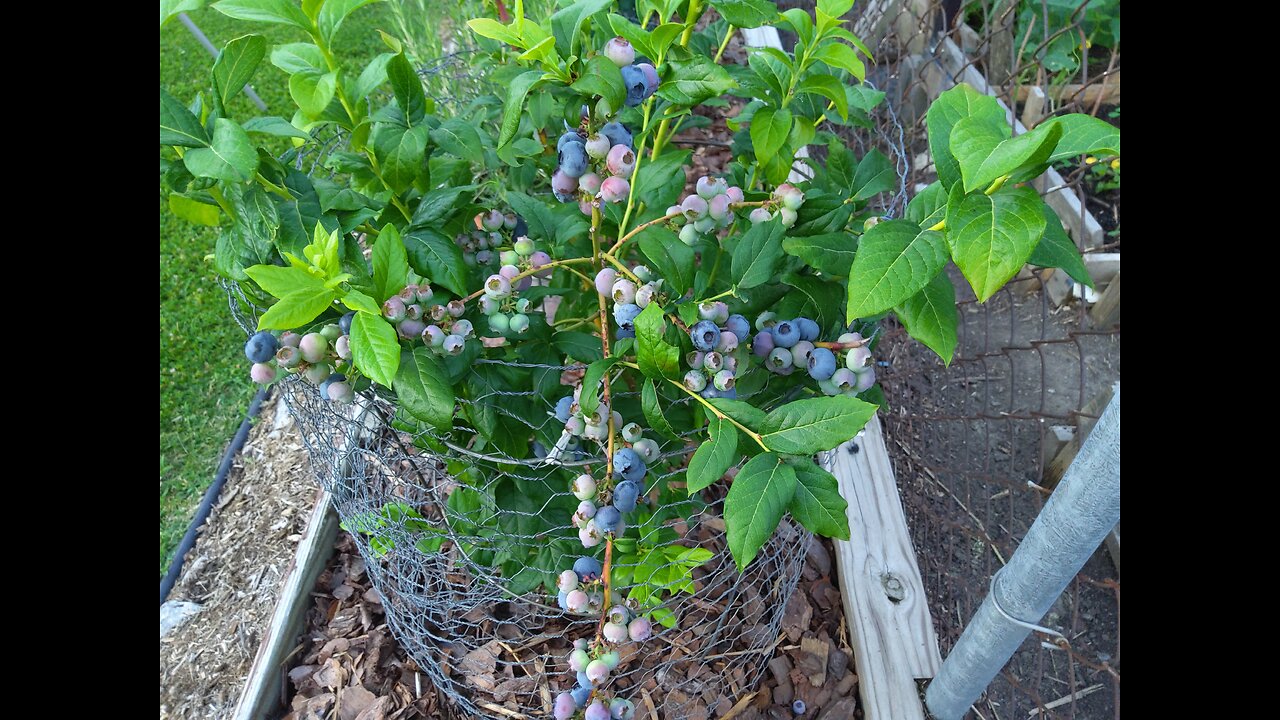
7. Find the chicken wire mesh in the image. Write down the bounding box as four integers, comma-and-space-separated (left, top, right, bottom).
826, 1, 1122, 717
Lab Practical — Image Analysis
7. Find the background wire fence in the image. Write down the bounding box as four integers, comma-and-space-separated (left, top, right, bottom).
833, 1, 1122, 717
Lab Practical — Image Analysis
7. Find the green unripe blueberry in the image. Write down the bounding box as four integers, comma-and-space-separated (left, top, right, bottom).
509, 313, 531, 333
319, 324, 342, 342
489, 313, 511, 333
621, 422, 643, 443
514, 237, 536, 256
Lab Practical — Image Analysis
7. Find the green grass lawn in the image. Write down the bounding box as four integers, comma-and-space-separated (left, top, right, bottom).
159, 4, 393, 577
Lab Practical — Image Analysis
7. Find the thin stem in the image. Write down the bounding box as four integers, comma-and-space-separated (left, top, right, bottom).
610, 210, 683, 255
618, 102, 654, 237
256, 173, 293, 199
679, 0, 703, 46
600, 252, 642, 284
713, 24, 736, 63
594, 536, 615, 647
461, 257, 594, 303
620, 361, 769, 450
984, 175, 1010, 195
207, 186, 236, 218
696, 287, 735, 305
814, 339, 870, 350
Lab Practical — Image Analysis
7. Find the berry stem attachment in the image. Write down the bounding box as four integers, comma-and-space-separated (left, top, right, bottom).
594, 535, 615, 645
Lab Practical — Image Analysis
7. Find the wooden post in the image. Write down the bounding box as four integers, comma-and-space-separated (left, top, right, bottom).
1090, 271, 1120, 327
1020, 85, 1047, 128
1044, 382, 1118, 488
986, 0, 1017, 88
821, 416, 942, 720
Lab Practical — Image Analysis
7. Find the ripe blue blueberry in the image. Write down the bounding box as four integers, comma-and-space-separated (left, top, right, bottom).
559, 141, 589, 178
768, 347, 794, 370
621, 65, 647, 106
555, 396, 574, 422
613, 447, 647, 482
585, 700, 610, 720
792, 699, 806, 715
558, 129, 585, 151
596, 504, 622, 532
613, 302, 643, 328
601, 122, 633, 150
339, 311, 355, 334
725, 314, 751, 342
616, 326, 636, 339
577, 670, 593, 689
771, 320, 800, 348
613, 480, 641, 512
752, 331, 775, 357
690, 320, 720, 352
557, 591, 570, 610
244, 331, 278, 363
795, 317, 820, 342
808, 348, 837, 380
573, 556, 603, 582
570, 686, 592, 708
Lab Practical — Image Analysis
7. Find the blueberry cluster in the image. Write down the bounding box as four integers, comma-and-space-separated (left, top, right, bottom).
552, 553, 646, 719
746, 183, 807, 229
603, 37, 659, 107
479, 233, 554, 335
381, 285, 476, 355
751, 315, 877, 395
559, 421, 660, 547
456, 209, 528, 267
684, 302, 751, 400
595, 265, 664, 340
668, 176, 746, 245
244, 322, 356, 403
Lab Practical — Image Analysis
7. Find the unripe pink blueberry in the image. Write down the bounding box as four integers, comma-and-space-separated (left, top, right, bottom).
404, 303, 423, 321
382, 296, 407, 322
636, 62, 658, 90
579, 520, 601, 547
554, 693, 576, 720
327, 381, 353, 403
612, 278, 637, 304
551, 169, 579, 201
250, 362, 276, 384
607, 144, 636, 176
580, 171, 603, 195
447, 300, 465, 317
576, 499, 597, 520
276, 345, 302, 368
335, 335, 351, 359
585, 134, 611, 159
481, 209, 504, 231
604, 36, 635, 67
559, 569, 579, 593
749, 207, 772, 224
566, 589, 590, 613
600, 176, 629, 203
585, 659, 610, 683
846, 346, 873, 371
398, 319, 425, 339
580, 199, 593, 216
299, 333, 329, 363
726, 186, 744, 203
595, 268, 617, 296
280, 331, 302, 348
635, 283, 657, 308
681, 194, 709, 220
838, 332, 864, 344
718, 331, 739, 353
585, 701, 610, 720
398, 284, 420, 304
854, 367, 877, 392
628, 616, 652, 641
603, 621, 629, 643
708, 193, 731, 221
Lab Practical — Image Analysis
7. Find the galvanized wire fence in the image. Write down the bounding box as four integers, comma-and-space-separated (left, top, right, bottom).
833, 1, 1122, 717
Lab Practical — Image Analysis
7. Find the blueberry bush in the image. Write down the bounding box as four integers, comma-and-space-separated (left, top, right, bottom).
160, 0, 1119, 713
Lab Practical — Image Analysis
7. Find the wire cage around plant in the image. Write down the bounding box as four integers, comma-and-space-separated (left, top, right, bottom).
275, 370, 811, 720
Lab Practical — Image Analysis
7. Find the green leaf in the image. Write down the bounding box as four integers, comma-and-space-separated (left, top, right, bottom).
962, 121, 1063, 192
410, 184, 475, 227
183, 118, 258, 181
571, 56, 625, 117
466, 17, 522, 45
317, 0, 380, 43
788, 462, 849, 539
926, 84, 1005, 190
350, 312, 401, 387
243, 116, 309, 138
816, 0, 854, 18
708, 398, 768, 432
894, 270, 958, 365
779, 8, 814, 47
759, 395, 876, 455
637, 228, 696, 296
851, 147, 896, 200
371, 223, 409, 302
245, 263, 326, 298
395, 346, 455, 430
353, 53, 394, 98
1028, 204, 1091, 288
635, 150, 692, 210
797, 74, 848, 121
1041, 114, 1121, 163
731, 217, 786, 290
949, 115, 1009, 192
905, 180, 947, 228
845, 219, 947, 319
747, 50, 791, 101
341, 288, 381, 314
550, 0, 612, 58
657, 54, 737, 106
160, 87, 209, 147
724, 453, 797, 571
577, 357, 620, 418
781, 232, 856, 277
813, 42, 865, 81
635, 303, 680, 379
269, 42, 324, 73
946, 185, 1046, 302
386, 52, 427, 125
212, 0, 311, 30
709, 0, 779, 27
506, 192, 557, 242
687, 416, 740, 494
554, 331, 604, 363
378, 124, 430, 193
497, 71, 543, 150
161, 0, 203, 26
430, 118, 485, 166
256, 286, 337, 330
749, 106, 792, 163
289, 69, 337, 118
403, 228, 469, 296
642, 378, 678, 440
168, 194, 222, 226
212, 34, 266, 109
